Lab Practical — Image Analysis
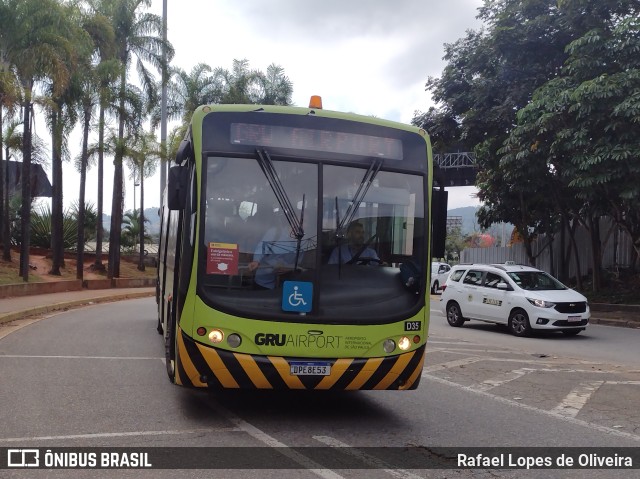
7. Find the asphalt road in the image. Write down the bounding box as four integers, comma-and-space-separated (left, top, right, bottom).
1, 298, 639, 479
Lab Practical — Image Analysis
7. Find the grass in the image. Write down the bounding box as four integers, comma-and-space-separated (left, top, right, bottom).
0, 249, 156, 285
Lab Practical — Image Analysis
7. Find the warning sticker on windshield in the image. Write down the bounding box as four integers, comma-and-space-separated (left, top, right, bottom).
207, 242, 239, 275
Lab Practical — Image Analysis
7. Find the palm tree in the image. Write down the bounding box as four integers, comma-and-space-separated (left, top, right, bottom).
213, 59, 294, 106
121, 209, 151, 249
72, 6, 118, 281
153, 63, 220, 126
104, 0, 173, 279
84, 0, 120, 272
3, 0, 75, 281
124, 130, 159, 271
1, 117, 22, 260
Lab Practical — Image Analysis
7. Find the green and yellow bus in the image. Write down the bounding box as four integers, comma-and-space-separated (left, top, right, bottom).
157, 96, 438, 390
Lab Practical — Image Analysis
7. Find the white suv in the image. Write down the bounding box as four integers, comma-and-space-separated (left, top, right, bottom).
430, 262, 451, 294
440, 263, 590, 337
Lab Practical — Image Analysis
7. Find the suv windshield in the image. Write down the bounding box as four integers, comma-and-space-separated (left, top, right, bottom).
198, 156, 425, 324
507, 271, 567, 291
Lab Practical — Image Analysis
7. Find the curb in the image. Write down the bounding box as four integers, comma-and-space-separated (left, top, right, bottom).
0, 290, 155, 325
590, 317, 640, 329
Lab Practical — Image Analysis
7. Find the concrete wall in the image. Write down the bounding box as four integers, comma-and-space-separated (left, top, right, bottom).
0, 278, 155, 299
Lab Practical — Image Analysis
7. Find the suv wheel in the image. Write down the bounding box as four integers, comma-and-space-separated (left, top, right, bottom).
508, 309, 531, 337
431, 281, 439, 294
446, 301, 465, 327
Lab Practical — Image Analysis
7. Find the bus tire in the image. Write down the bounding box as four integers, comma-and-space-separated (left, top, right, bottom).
165, 312, 177, 383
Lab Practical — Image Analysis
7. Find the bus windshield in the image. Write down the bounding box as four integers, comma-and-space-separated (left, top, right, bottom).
198, 155, 425, 324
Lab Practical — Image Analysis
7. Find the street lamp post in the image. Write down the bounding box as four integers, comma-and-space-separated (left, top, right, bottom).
134, 180, 140, 213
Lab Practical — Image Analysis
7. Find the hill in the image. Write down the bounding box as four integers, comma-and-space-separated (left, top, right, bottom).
447, 206, 480, 235
102, 207, 161, 237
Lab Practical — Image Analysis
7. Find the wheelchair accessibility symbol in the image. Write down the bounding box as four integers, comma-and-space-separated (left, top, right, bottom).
282, 281, 313, 313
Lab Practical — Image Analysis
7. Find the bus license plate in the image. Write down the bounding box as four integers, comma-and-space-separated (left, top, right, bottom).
568, 315, 582, 322
290, 362, 331, 376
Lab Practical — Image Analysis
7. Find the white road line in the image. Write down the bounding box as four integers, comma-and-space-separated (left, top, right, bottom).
427, 340, 486, 346
605, 381, 640, 385
427, 343, 521, 354
424, 374, 640, 442
0, 355, 164, 360
552, 381, 605, 418
212, 402, 344, 479
0, 428, 240, 443
422, 356, 484, 374
313, 436, 423, 479
472, 368, 532, 391
472, 367, 613, 392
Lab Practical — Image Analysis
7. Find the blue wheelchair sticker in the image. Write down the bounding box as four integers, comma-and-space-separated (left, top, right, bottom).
282, 281, 313, 313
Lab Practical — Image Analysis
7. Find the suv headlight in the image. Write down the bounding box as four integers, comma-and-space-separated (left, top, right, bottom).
527, 298, 556, 308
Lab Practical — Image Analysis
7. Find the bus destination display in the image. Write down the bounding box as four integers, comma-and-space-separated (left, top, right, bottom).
230, 123, 403, 160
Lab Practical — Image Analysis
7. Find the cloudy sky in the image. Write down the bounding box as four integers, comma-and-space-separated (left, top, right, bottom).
61, 0, 484, 214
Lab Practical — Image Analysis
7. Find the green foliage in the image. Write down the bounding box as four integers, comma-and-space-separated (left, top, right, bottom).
121, 209, 151, 249
29, 204, 81, 249
415, 0, 640, 288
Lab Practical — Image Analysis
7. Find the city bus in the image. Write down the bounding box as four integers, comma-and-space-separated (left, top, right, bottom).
156, 96, 440, 390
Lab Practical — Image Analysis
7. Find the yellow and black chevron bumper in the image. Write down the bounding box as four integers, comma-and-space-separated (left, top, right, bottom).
175, 329, 425, 390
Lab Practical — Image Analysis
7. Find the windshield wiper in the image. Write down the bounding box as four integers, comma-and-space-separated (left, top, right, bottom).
333, 160, 382, 277
337, 159, 382, 234
255, 149, 305, 269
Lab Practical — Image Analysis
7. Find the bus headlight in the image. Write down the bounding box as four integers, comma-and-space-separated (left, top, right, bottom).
398, 336, 411, 351
383, 339, 396, 353
208, 329, 224, 343
227, 334, 242, 348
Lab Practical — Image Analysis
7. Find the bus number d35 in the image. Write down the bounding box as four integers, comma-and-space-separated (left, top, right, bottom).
404, 321, 421, 331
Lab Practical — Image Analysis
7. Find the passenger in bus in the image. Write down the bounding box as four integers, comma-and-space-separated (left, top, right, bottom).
328, 221, 380, 265
248, 209, 303, 289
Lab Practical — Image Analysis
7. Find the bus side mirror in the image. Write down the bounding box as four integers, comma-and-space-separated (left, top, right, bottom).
431, 187, 448, 259
168, 166, 188, 210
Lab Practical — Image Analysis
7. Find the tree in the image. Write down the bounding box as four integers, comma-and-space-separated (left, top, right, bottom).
124, 131, 159, 271
121, 209, 151, 248
83, 1, 120, 272
502, 6, 640, 289
104, 0, 172, 279
414, 0, 640, 290
72, 5, 117, 280
0, 116, 20, 261
2, 0, 75, 281
215, 59, 293, 106
0, 21, 20, 262
161, 63, 220, 125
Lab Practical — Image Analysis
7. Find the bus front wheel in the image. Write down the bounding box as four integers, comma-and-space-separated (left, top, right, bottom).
165, 314, 177, 383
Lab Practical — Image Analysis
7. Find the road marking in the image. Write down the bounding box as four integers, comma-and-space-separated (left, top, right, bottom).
424, 374, 640, 442
0, 427, 240, 443
472, 368, 532, 391
605, 381, 640, 385
422, 356, 484, 374
552, 381, 605, 418
0, 354, 164, 360
427, 340, 487, 346
473, 367, 614, 392
313, 436, 423, 479
209, 400, 344, 479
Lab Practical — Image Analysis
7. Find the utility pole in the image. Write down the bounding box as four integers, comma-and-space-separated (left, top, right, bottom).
160, 0, 168, 198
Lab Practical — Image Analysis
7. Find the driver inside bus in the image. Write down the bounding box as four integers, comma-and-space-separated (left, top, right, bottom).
248, 208, 303, 289
328, 221, 381, 265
